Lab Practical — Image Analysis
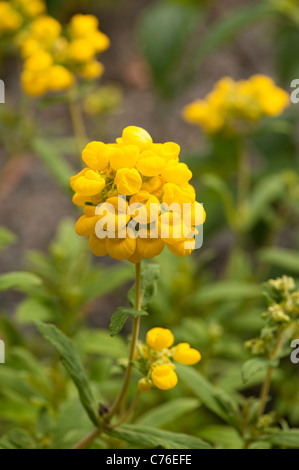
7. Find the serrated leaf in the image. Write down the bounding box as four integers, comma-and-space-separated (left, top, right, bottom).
0, 272, 42, 293
35, 321, 98, 426
128, 263, 160, 308
109, 307, 148, 337
241, 358, 278, 385
107, 424, 212, 449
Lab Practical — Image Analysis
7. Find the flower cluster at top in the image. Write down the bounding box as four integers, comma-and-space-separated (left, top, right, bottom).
71, 126, 206, 263
137, 327, 201, 392
183, 75, 290, 135
20, 13, 110, 97
0, 0, 45, 36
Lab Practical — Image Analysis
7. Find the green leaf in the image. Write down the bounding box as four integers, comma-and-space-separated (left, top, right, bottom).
16, 299, 53, 324
266, 429, 299, 448
183, 3, 273, 85
246, 173, 288, 228
128, 263, 160, 308
137, 2, 203, 95
84, 264, 134, 301
107, 424, 212, 449
32, 138, 74, 192
199, 425, 243, 449
136, 398, 199, 428
177, 365, 239, 423
0, 272, 42, 293
35, 321, 98, 426
201, 173, 236, 229
189, 281, 261, 306
241, 358, 278, 385
0, 226, 16, 253
258, 247, 299, 274
74, 329, 128, 358
109, 307, 148, 337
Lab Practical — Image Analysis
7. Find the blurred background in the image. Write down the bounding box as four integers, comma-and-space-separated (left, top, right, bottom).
0, 0, 299, 449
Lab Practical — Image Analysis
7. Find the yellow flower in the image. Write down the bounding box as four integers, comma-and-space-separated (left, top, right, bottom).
21, 69, 48, 97
48, 65, 74, 91
172, 343, 201, 365
89, 233, 108, 257
183, 75, 289, 135
82, 141, 109, 171
151, 364, 178, 390
71, 126, 204, 262
121, 126, 153, 150
31, 15, 61, 43
24, 50, 53, 72
68, 38, 95, 63
161, 161, 192, 185
0, 2, 22, 33
114, 168, 142, 195
106, 230, 136, 261
108, 145, 139, 171
70, 14, 99, 38
70, 169, 106, 196
14, 0, 45, 17
80, 61, 104, 80
136, 150, 166, 177
146, 327, 174, 351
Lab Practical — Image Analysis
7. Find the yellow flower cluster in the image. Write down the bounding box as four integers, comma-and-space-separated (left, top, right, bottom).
183, 75, 290, 135
21, 13, 110, 97
0, 0, 45, 36
137, 327, 201, 392
71, 126, 206, 262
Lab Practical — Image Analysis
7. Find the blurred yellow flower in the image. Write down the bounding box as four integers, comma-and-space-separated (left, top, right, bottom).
183, 75, 290, 135
19, 13, 110, 97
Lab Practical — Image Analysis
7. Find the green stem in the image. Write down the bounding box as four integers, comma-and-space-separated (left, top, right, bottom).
110, 391, 141, 429
257, 366, 273, 417
237, 140, 250, 215
106, 262, 141, 419
72, 428, 101, 450
68, 93, 88, 159
258, 326, 284, 417
72, 262, 142, 449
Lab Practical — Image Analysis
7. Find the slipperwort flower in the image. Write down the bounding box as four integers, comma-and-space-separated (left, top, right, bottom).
0, 0, 45, 38
71, 126, 206, 262
183, 75, 290, 135
20, 13, 109, 97
137, 327, 201, 392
